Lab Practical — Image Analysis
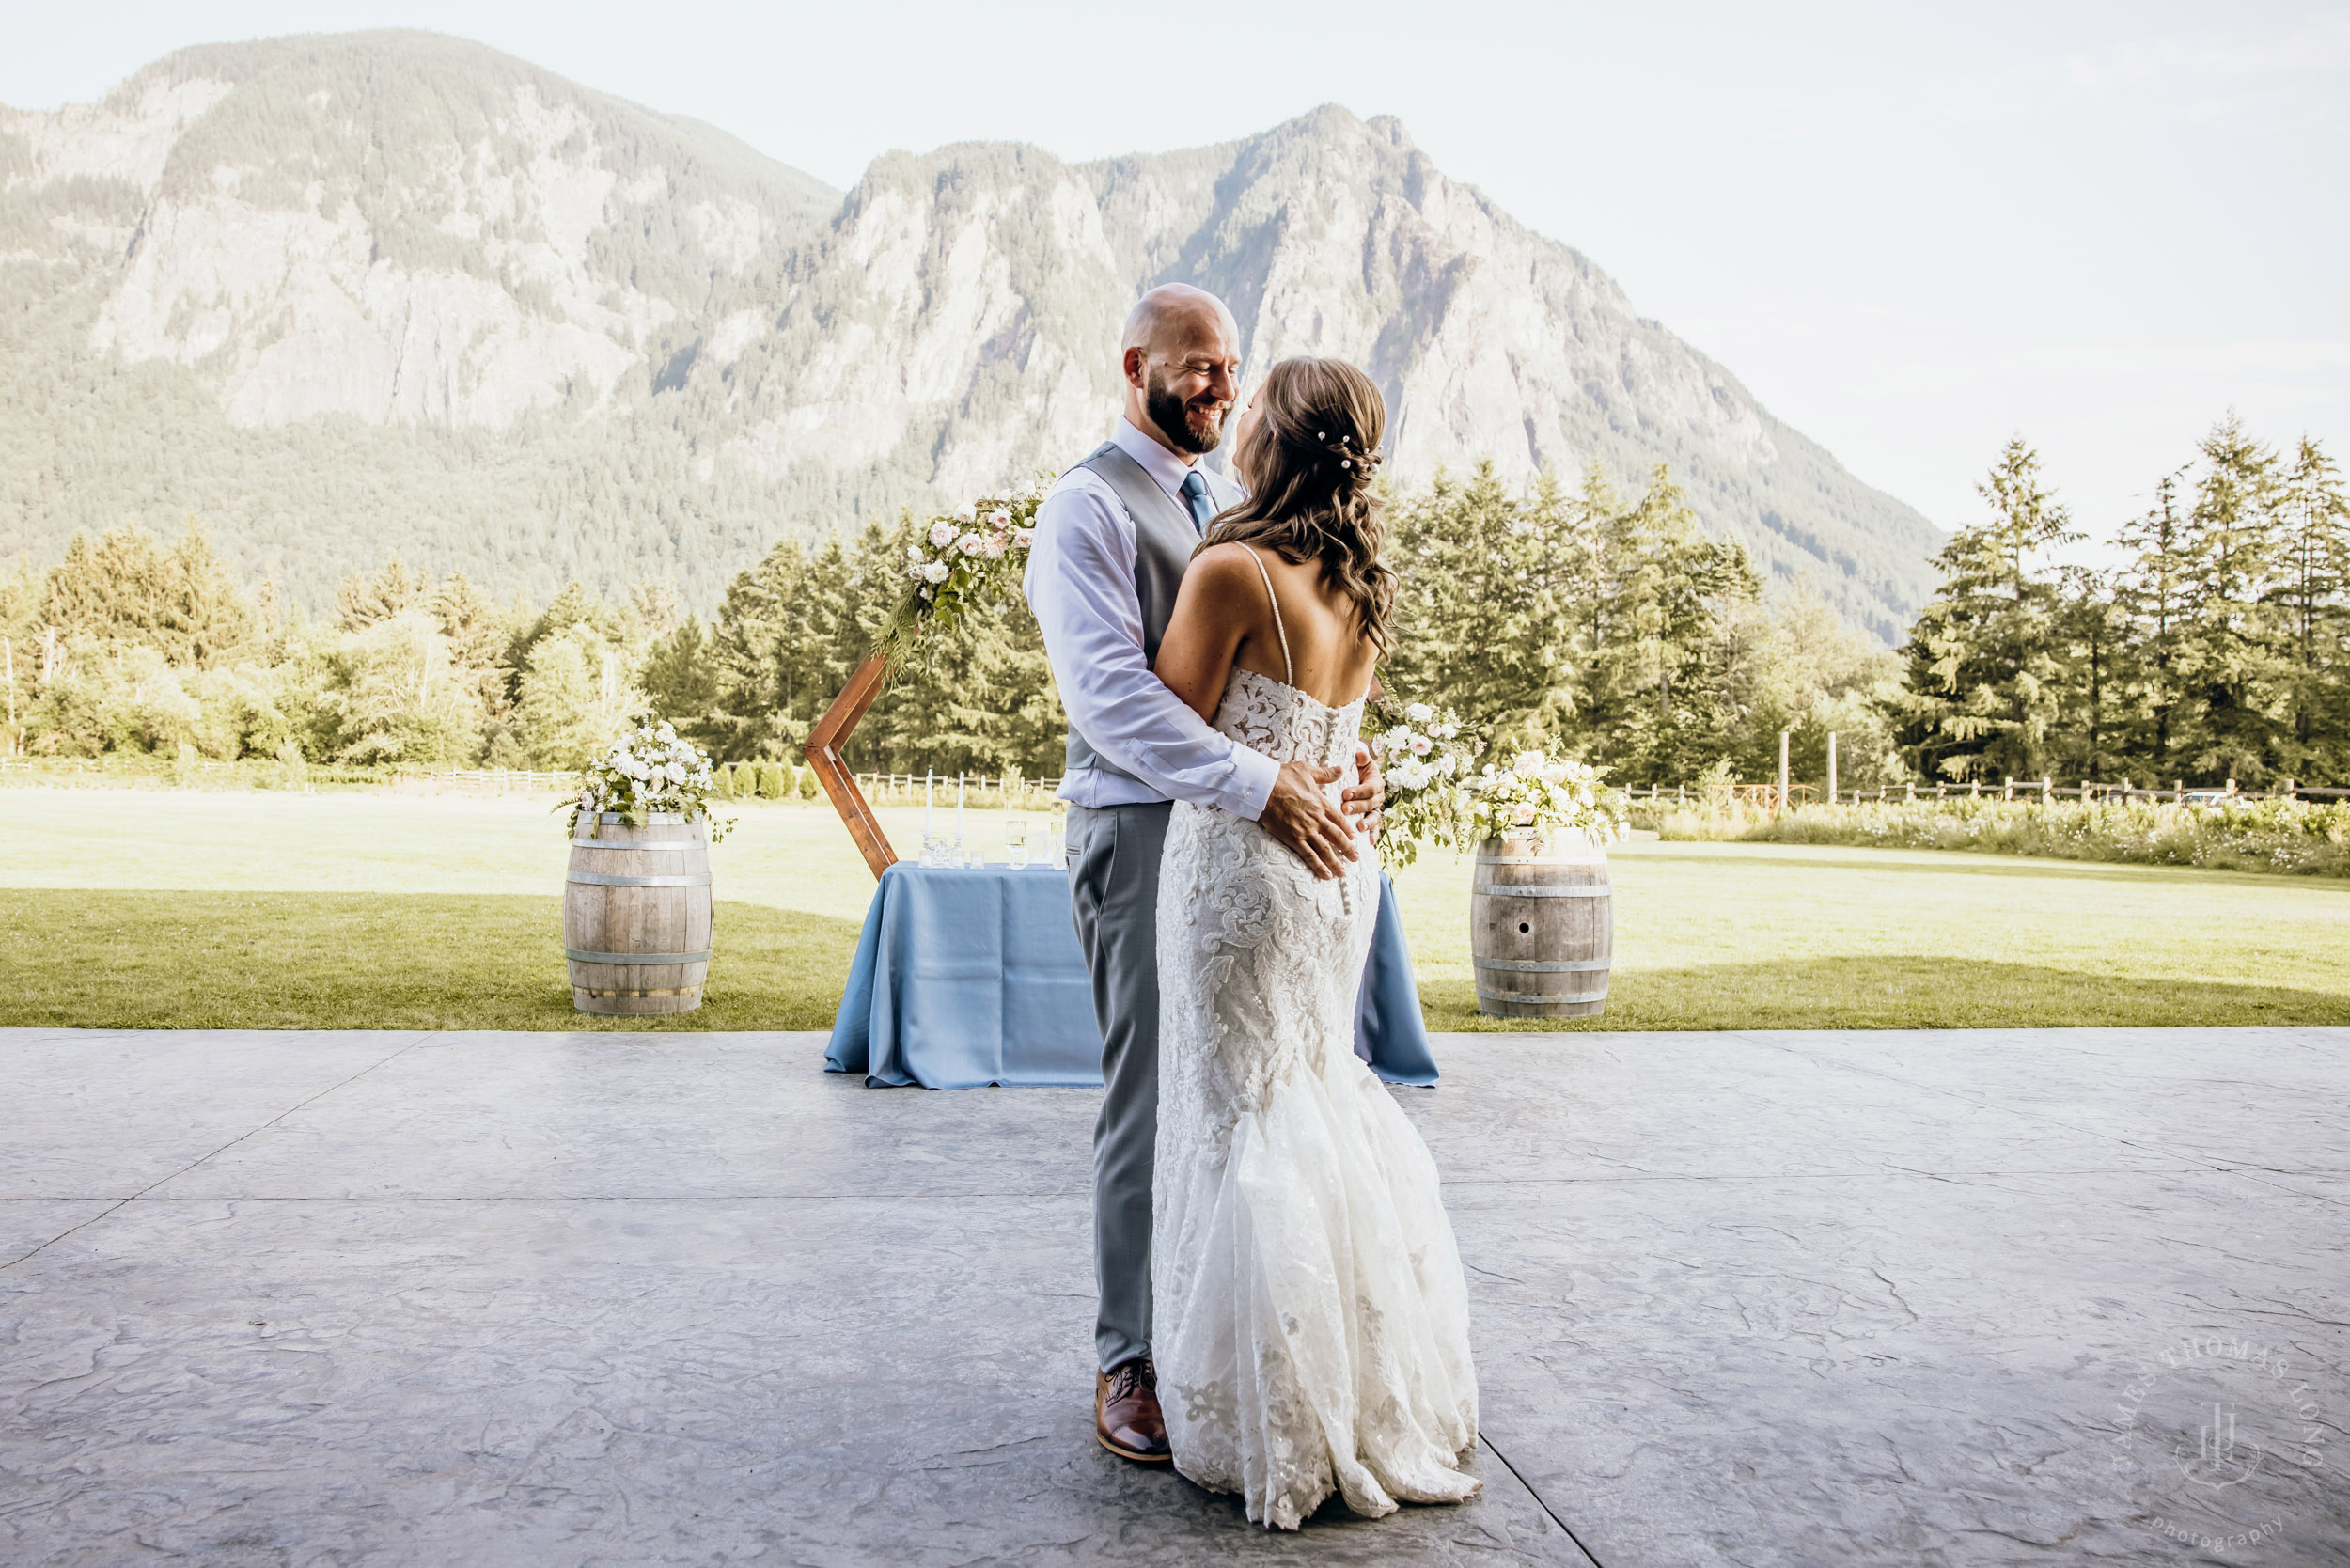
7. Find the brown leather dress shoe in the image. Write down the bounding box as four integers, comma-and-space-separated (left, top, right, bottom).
1095, 1357, 1172, 1464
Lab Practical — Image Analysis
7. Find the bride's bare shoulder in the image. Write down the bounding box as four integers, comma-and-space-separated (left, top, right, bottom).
1183, 542, 1269, 598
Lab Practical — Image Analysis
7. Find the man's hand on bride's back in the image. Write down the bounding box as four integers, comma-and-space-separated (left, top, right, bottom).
1259, 761, 1362, 880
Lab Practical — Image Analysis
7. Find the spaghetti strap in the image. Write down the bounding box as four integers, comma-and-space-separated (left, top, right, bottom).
1245, 548, 1293, 687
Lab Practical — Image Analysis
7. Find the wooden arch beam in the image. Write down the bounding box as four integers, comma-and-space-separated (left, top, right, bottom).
805, 650, 897, 880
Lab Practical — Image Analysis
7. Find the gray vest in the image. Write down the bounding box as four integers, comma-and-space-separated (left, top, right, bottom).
1063, 441, 1245, 783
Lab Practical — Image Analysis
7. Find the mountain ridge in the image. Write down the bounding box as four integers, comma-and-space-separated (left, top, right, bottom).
0, 32, 1940, 638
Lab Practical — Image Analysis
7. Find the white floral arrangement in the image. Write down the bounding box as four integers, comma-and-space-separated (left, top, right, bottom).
1364, 694, 1484, 867
1466, 751, 1627, 844
879, 486, 1048, 673
566, 721, 733, 841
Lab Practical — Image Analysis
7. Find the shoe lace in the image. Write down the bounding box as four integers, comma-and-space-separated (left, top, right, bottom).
1108, 1357, 1155, 1402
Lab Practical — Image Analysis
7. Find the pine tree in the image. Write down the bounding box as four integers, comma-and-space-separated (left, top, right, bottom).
2051, 565, 2132, 782
1892, 439, 2077, 782
2114, 468, 2194, 777
334, 557, 422, 631
2268, 436, 2350, 782
2181, 416, 2287, 782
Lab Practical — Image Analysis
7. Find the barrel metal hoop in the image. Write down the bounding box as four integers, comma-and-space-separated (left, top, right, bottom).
1479, 987, 1609, 1005
572, 839, 697, 851
1474, 957, 1612, 972
565, 949, 712, 964
565, 872, 712, 887
576, 987, 702, 998
1472, 883, 1611, 898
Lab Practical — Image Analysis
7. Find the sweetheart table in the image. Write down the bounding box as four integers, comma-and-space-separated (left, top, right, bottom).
824, 863, 1438, 1090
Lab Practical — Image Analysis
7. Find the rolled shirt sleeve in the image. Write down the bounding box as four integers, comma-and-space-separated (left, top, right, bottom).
1024, 474, 1278, 820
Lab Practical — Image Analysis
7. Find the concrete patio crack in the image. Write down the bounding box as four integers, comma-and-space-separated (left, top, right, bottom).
0, 1030, 445, 1272
1478, 1429, 1606, 1567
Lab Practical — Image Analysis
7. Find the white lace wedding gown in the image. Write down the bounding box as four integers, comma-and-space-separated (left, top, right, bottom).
1152, 560, 1481, 1530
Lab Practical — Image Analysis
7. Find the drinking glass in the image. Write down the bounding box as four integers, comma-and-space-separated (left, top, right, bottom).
1006, 819, 1028, 869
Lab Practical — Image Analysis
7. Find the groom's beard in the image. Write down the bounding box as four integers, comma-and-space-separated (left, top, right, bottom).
1145, 372, 1228, 456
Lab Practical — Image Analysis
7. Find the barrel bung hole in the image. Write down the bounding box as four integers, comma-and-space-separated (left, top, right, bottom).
1518, 920, 1530, 933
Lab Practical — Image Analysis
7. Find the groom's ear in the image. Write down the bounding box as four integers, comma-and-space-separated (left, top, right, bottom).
1122, 345, 1148, 388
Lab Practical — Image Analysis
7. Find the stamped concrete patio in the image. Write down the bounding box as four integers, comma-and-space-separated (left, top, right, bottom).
2, 1026, 2344, 1567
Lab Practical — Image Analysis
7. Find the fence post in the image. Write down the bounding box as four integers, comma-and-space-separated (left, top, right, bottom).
2040, 777, 2050, 804
1778, 730, 1790, 813
1826, 731, 1838, 806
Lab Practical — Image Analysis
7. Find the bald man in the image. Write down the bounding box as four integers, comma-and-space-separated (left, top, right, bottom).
1024, 285, 1380, 1465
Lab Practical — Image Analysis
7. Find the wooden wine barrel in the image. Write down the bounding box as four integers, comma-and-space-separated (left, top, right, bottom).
564, 812, 713, 1015
1470, 833, 1612, 1018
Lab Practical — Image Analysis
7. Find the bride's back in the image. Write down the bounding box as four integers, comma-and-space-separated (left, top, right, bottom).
1219, 544, 1379, 711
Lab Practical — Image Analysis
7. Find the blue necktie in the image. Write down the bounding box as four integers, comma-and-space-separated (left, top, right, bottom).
1180, 470, 1216, 536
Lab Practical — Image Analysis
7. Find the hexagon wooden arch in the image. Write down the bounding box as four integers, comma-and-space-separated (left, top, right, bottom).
805, 650, 899, 880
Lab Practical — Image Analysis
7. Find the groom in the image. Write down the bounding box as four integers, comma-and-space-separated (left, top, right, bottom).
1025, 284, 1381, 1466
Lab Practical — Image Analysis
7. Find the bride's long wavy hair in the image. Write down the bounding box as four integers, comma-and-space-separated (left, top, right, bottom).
1200, 356, 1397, 654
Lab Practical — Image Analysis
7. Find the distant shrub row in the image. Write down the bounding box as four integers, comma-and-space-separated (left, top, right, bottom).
1632, 796, 2350, 878
714, 761, 821, 802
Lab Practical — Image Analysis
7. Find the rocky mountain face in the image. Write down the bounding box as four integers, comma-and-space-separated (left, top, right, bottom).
1, 32, 1939, 635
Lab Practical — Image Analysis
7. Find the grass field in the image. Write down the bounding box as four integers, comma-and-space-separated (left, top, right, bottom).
5, 785, 2349, 1031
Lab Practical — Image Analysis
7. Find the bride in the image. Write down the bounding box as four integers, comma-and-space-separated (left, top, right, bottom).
1147, 356, 1481, 1529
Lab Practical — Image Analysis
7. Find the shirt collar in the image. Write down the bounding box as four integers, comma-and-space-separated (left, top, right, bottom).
1111, 416, 1198, 502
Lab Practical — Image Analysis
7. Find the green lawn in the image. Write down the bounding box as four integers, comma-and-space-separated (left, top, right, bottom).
5, 785, 2348, 1031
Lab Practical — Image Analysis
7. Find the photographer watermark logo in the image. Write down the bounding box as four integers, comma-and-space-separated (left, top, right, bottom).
2111, 1333, 2330, 1557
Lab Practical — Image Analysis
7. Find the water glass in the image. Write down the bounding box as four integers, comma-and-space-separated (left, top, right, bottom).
1006, 819, 1028, 869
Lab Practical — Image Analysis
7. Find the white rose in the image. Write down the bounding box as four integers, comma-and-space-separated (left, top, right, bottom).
906, 544, 926, 563
955, 504, 976, 523
922, 560, 950, 583
988, 509, 1010, 527
1411, 734, 1433, 756
1405, 702, 1433, 723
1514, 750, 1547, 776
957, 532, 985, 556
666, 761, 686, 784
1013, 528, 1036, 549
982, 536, 1007, 558
929, 520, 956, 548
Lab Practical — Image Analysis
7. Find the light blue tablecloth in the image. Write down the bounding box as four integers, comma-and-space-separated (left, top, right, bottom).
824, 863, 1437, 1090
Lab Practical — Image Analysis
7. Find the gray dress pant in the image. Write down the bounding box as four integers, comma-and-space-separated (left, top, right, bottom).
1063, 801, 1171, 1374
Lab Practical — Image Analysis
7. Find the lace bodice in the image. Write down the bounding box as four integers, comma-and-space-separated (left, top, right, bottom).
1210, 666, 1365, 778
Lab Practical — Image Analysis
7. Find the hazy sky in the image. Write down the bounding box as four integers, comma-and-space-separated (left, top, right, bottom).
7, 1, 2345, 542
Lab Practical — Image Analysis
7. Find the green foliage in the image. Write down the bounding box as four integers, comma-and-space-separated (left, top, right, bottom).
1892, 420, 2350, 788
1383, 461, 1770, 786
1646, 796, 2350, 879
1892, 439, 2078, 783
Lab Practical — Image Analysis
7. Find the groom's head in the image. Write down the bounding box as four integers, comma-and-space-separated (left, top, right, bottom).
1121, 285, 1241, 459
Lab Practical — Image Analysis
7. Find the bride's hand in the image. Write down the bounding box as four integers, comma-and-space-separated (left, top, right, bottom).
1259, 760, 1361, 880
